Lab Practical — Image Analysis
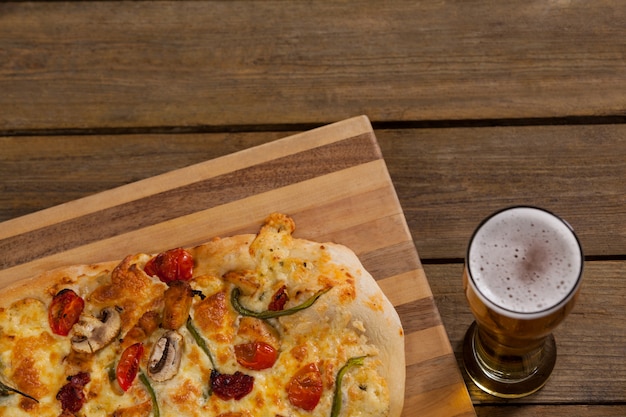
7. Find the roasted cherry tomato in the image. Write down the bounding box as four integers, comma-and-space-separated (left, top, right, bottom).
144, 248, 194, 284
234, 341, 278, 370
48, 289, 85, 336
286, 362, 323, 411
268, 285, 288, 311
116, 343, 144, 392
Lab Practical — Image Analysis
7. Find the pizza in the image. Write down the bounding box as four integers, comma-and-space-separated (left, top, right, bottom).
0, 213, 405, 417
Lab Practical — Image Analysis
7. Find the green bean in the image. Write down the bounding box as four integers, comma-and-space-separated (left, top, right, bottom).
0, 379, 38, 403
139, 372, 160, 417
230, 286, 331, 319
330, 356, 367, 417
186, 317, 217, 370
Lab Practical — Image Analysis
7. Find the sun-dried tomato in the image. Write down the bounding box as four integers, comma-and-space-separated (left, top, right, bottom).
56, 372, 90, 413
211, 370, 254, 401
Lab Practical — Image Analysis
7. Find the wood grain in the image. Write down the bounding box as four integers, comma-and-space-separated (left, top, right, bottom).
378, 125, 626, 260
0, 117, 476, 417
3, 125, 623, 259
1, 1, 624, 131
1, 1, 623, 416
0, 132, 287, 225
0, 134, 380, 268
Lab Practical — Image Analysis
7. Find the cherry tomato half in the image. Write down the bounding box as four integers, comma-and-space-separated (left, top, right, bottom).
286, 362, 323, 411
144, 248, 194, 284
117, 343, 144, 392
48, 289, 85, 336
234, 342, 278, 370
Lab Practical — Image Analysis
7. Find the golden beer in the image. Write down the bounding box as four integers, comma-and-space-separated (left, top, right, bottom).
462, 206, 583, 398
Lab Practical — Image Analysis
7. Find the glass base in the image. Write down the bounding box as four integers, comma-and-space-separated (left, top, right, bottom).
462, 321, 556, 398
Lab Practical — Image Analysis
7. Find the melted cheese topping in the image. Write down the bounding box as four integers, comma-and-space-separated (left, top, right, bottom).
0, 214, 391, 416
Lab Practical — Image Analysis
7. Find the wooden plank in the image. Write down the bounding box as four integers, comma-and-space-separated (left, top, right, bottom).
0, 116, 475, 416
405, 379, 476, 417
3, 124, 624, 259
425, 260, 626, 405
1, 1, 624, 131
378, 124, 626, 259
0, 132, 287, 223
0, 135, 383, 266
0, 161, 393, 278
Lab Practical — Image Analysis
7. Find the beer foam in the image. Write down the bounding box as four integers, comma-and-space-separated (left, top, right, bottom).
468, 207, 582, 317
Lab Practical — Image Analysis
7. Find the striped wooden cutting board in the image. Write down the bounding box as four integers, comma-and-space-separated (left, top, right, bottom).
0, 116, 475, 417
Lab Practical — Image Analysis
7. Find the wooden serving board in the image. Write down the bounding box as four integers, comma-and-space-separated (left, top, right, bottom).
0, 116, 475, 417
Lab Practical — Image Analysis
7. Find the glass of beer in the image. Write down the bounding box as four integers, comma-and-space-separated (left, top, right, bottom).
462, 206, 583, 398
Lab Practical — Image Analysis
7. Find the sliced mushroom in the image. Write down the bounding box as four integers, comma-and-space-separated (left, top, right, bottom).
148, 330, 184, 382
71, 306, 122, 354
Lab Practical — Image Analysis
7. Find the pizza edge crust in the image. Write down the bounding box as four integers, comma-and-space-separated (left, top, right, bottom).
315, 241, 406, 417
0, 261, 120, 305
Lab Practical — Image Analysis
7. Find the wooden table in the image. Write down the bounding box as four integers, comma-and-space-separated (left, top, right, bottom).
1, 2, 624, 416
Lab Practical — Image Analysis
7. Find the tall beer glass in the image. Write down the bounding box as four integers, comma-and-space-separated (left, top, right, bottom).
462, 206, 583, 398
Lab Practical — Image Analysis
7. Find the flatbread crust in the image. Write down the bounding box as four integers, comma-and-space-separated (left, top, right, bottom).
0, 213, 405, 416
320, 242, 405, 417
